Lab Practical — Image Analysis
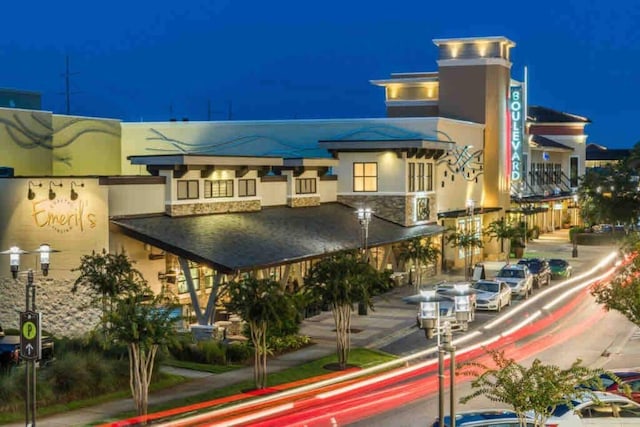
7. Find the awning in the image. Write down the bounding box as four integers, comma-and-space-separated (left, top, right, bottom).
111, 203, 445, 273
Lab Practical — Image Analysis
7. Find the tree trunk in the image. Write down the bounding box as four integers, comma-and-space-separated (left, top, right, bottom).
250, 320, 268, 389
332, 304, 352, 370
129, 343, 158, 418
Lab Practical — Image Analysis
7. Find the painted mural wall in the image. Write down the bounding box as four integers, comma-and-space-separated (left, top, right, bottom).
0, 107, 121, 176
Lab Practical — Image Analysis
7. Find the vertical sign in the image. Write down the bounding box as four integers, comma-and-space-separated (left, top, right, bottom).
20, 311, 41, 360
509, 85, 524, 182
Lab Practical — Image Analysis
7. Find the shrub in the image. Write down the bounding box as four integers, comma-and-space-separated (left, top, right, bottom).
198, 340, 226, 365
225, 341, 252, 364
267, 335, 312, 355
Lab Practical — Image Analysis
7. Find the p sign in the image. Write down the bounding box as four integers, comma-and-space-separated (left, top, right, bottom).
20, 311, 41, 361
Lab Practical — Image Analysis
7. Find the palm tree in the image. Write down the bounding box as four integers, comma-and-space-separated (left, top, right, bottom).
397, 236, 440, 289
445, 226, 484, 280
485, 217, 519, 262
304, 251, 391, 369
225, 276, 300, 389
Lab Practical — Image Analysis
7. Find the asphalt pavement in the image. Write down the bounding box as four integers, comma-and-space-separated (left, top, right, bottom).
4, 228, 639, 427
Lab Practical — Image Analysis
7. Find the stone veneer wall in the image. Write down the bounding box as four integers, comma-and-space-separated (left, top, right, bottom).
0, 277, 100, 338
338, 195, 409, 226
166, 199, 261, 216
338, 194, 438, 226
288, 196, 320, 208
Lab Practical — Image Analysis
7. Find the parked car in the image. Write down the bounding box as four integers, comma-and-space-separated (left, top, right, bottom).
603, 371, 640, 403
472, 279, 512, 312
432, 409, 535, 426
517, 258, 551, 288
494, 264, 533, 299
537, 391, 640, 426
549, 258, 573, 279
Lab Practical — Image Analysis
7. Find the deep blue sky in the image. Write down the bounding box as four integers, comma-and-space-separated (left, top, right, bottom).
1, 0, 638, 148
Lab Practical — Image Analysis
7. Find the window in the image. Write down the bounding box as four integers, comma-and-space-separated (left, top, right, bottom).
177, 180, 199, 200
408, 162, 434, 193
295, 178, 316, 194
408, 163, 415, 192
353, 162, 377, 192
238, 179, 256, 197
204, 179, 233, 198
570, 156, 579, 187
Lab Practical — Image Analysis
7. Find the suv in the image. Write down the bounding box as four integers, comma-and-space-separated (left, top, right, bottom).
517, 258, 551, 288
495, 264, 533, 299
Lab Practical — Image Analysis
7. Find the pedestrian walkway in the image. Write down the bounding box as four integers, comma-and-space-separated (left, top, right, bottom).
3, 228, 635, 427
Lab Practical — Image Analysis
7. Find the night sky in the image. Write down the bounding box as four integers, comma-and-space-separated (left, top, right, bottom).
1, 0, 638, 148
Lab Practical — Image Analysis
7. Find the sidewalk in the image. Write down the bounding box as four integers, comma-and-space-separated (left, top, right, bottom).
5, 229, 637, 426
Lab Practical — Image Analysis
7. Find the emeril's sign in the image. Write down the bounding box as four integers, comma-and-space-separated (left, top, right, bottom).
509, 86, 524, 182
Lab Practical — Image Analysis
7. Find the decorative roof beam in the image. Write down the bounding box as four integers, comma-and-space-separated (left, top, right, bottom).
235, 167, 250, 178
173, 165, 188, 179
200, 166, 215, 178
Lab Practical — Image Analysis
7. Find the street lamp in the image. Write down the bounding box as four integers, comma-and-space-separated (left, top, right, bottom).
356, 207, 373, 261
1, 244, 58, 427
571, 194, 579, 258
356, 207, 373, 315
465, 199, 475, 280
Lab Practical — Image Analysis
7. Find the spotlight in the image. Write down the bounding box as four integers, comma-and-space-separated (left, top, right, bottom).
27, 181, 42, 200
70, 181, 84, 201
48, 181, 62, 200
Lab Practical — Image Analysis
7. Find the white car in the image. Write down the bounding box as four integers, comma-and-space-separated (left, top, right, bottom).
534, 391, 640, 426
435, 282, 478, 316
495, 264, 533, 299
472, 280, 512, 312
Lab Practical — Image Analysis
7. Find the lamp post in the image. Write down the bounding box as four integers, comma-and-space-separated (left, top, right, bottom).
571, 194, 579, 258
356, 207, 373, 262
415, 286, 470, 427
465, 199, 475, 280
356, 207, 373, 315
1, 244, 58, 427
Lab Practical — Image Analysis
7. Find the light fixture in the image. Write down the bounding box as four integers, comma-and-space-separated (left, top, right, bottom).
27, 181, 42, 200
34, 244, 58, 276
0, 246, 27, 279
70, 181, 84, 201
48, 181, 62, 200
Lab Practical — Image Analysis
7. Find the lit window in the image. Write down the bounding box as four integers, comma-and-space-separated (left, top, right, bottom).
354, 162, 377, 192
204, 180, 233, 198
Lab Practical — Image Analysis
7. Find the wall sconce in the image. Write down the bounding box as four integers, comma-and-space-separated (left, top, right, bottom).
49, 181, 63, 200
70, 181, 84, 201
27, 181, 42, 200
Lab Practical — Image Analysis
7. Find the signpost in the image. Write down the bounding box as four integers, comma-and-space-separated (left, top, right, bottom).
20, 311, 41, 361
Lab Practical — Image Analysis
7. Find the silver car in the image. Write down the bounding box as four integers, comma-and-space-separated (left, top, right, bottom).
472, 280, 512, 312
495, 264, 533, 299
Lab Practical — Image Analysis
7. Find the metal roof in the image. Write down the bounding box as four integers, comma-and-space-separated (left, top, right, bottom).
111, 203, 445, 273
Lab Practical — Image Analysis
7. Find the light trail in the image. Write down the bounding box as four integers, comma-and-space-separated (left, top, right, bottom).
142, 251, 623, 427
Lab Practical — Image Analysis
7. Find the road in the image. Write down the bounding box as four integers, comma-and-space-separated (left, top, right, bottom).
151, 251, 628, 426
349, 293, 636, 427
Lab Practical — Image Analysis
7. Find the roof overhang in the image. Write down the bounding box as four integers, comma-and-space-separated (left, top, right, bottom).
111, 203, 446, 274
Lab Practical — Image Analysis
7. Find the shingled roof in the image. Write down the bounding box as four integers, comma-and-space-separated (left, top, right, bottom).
111, 203, 444, 273
528, 106, 591, 123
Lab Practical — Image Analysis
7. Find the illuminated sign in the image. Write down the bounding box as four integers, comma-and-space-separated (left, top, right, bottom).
32, 198, 97, 233
509, 86, 524, 182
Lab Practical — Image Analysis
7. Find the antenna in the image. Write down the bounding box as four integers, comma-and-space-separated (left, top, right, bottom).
60, 55, 80, 115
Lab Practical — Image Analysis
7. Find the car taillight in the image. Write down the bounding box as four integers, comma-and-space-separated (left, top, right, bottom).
545, 424, 558, 427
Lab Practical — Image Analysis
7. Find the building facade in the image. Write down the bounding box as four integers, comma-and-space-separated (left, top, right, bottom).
0, 35, 591, 337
